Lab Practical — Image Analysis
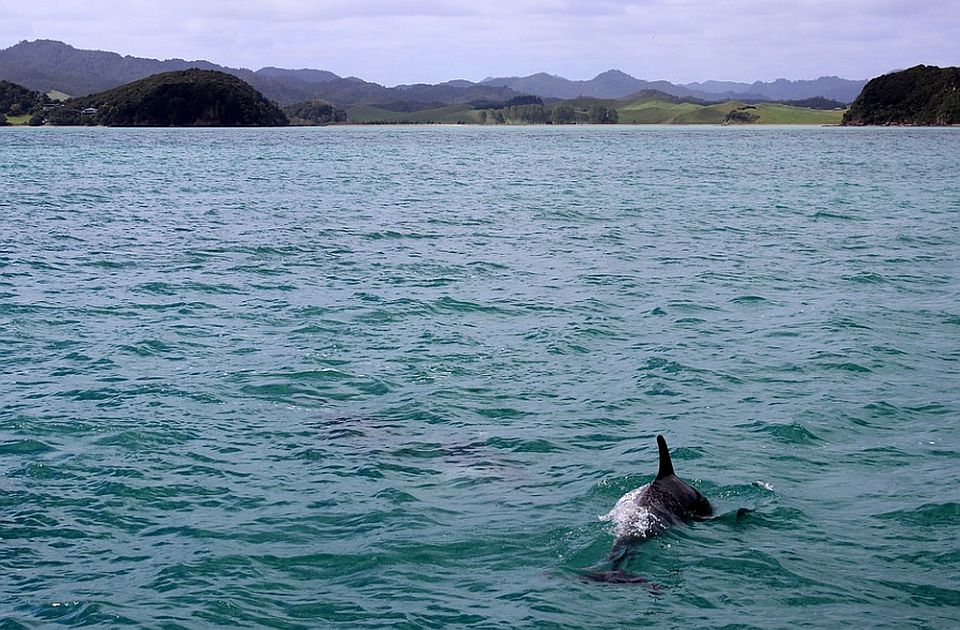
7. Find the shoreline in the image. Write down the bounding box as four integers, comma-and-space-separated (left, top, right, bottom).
4, 122, 959, 129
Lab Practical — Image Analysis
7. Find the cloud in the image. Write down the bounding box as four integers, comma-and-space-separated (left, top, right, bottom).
1, 0, 957, 84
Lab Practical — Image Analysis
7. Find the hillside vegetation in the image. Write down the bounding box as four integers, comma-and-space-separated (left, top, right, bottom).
1, 79, 49, 124
284, 99, 348, 125
346, 104, 481, 124
342, 92, 845, 125
50, 69, 287, 126
842, 65, 960, 125
1, 79, 48, 115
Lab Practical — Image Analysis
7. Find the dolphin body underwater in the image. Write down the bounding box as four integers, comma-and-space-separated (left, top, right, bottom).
585, 434, 714, 584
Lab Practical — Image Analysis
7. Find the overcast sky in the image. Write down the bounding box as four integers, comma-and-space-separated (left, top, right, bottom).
1, 1, 957, 85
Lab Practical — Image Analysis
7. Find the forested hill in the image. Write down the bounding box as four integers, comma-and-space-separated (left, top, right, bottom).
52, 70, 288, 126
842, 65, 960, 126
0, 79, 47, 117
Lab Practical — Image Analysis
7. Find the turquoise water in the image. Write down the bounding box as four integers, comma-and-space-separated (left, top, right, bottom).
1, 125, 958, 628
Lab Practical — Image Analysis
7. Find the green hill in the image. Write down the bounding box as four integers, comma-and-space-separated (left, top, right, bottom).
616, 95, 844, 124
842, 65, 960, 126
49, 69, 287, 126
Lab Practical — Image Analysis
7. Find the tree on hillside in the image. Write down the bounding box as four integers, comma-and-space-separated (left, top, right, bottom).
0, 78, 49, 115
588, 104, 618, 123
551, 104, 576, 124
284, 99, 347, 125
45, 107, 82, 125
505, 95, 543, 107
502, 103, 548, 124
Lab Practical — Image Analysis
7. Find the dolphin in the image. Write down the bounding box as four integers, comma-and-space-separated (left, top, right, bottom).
584, 434, 712, 584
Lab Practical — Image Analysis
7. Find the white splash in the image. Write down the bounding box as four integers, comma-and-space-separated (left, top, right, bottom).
599, 483, 663, 540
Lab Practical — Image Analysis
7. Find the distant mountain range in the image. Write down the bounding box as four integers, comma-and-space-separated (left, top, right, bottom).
482, 69, 866, 103
0, 39, 868, 107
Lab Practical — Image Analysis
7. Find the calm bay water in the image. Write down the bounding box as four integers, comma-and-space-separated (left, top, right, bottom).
1, 125, 958, 628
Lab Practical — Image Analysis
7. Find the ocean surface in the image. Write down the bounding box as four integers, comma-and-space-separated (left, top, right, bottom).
1, 125, 958, 628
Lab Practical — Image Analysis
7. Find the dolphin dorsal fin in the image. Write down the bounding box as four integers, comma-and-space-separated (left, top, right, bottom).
656, 434, 675, 479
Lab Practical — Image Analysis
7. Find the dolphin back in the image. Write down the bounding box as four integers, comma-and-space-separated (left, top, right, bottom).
653, 434, 712, 519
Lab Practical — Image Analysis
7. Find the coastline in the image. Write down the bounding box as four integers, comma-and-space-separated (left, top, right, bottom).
8, 122, 959, 129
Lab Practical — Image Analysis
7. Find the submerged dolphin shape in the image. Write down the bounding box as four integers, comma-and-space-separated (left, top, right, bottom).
585, 434, 712, 584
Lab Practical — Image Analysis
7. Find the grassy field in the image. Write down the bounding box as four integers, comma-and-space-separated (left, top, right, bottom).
47, 90, 70, 101
745, 103, 846, 124
616, 97, 845, 124
617, 100, 701, 123
3, 114, 31, 125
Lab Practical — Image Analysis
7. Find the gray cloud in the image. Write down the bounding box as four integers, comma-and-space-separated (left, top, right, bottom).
1, 0, 957, 84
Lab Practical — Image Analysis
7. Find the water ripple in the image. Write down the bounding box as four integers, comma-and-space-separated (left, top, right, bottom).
2, 126, 958, 628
